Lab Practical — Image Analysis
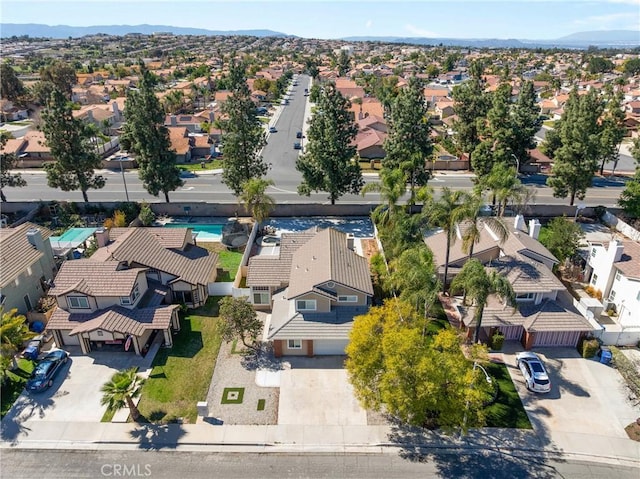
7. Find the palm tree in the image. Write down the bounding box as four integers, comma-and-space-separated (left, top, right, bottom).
450, 259, 516, 343
240, 178, 275, 225
100, 367, 145, 422
422, 187, 469, 293
361, 168, 406, 227
462, 193, 509, 261
1, 308, 35, 374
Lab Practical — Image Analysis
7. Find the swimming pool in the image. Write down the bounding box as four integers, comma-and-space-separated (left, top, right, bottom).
163, 223, 223, 241
264, 217, 374, 238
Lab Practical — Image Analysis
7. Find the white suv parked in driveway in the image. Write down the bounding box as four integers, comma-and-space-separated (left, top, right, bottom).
516, 352, 552, 393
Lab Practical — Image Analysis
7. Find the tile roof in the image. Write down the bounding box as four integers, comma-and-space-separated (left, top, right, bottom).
501, 227, 558, 264
48, 260, 145, 297
167, 127, 191, 154
107, 227, 189, 250
47, 304, 179, 337
614, 241, 640, 279
0, 223, 53, 288
491, 255, 564, 294
93, 228, 217, 286
424, 225, 500, 269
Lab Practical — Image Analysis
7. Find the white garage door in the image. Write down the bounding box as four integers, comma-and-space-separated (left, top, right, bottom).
533, 330, 582, 347
59, 330, 80, 346
313, 339, 349, 355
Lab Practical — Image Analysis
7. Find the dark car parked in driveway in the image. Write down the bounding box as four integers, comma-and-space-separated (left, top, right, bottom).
26, 349, 69, 393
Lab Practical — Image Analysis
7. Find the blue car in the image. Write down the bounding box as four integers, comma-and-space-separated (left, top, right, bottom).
26, 350, 69, 393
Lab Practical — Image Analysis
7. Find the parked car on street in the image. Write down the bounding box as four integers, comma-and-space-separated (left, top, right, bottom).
293, 142, 302, 150
516, 352, 551, 393
296, 131, 303, 138
269, 126, 277, 133
26, 349, 69, 393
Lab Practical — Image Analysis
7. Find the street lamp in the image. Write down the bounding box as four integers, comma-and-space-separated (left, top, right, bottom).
574, 203, 586, 220
119, 159, 130, 202
462, 361, 492, 433
511, 153, 520, 175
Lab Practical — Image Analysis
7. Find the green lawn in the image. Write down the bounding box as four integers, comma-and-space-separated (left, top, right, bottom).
359, 159, 382, 172
137, 298, 223, 423
484, 361, 532, 429
180, 160, 224, 171
1, 358, 35, 418
216, 250, 243, 282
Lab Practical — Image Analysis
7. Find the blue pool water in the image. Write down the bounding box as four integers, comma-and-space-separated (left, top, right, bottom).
163, 223, 223, 241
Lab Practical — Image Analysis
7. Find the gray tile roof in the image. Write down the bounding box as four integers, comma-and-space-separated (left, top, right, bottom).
288, 228, 374, 298
93, 228, 217, 286
48, 259, 144, 297
502, 227, 558, 264
614, 241, 640, 279
47, 304, 179, 337
109, 227, 189, 249
490, 255, 564, 294
424, 225, 499, 268
0, 222, 52, 288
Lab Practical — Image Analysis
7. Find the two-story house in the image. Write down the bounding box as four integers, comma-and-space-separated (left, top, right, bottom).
425, 216, 593, 348
584, 239, 640, 345
247, 227, 373, 356
0, 223, 57, 315
46, 260, 180, 355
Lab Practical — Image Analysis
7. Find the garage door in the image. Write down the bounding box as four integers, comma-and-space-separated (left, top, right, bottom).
313, 339, 349, 355
59, 330, 79, 346
533, 330, 582, 347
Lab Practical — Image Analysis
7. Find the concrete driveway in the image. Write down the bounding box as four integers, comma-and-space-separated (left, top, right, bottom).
278, 357, 367, 426
3, 349, 145, 425
503, 346, 639, 441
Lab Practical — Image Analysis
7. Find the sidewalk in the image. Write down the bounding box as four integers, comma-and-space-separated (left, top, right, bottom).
2, 418, 638, 466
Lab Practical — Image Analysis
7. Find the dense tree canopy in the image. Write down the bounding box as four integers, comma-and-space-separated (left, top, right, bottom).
619, 138, 640, 218
538, 216, 585, 263
0, 132, 27, 202
296, 83, 362, 204
0, 64, 27, 106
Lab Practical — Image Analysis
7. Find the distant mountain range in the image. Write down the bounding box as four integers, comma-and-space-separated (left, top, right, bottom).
0, 23, 289, 39
1, 24, 638, 49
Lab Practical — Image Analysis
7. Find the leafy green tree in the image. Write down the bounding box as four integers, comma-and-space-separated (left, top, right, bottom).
41, 88, 105, 202
511, 80, 542, 170
138, 201, 155, 226
452, 61, 489, 170
218, 296, 262, 350
337, 49, 351, 77
383, 77, 433, 205
39, 60, 77, 99
296, 83, 362, 204
538, 216, 585, 263
100, 368, 145, 422
623, 58, 640, 75
422, 188, 469, 292
240, 177, 275, 224
121, 62, 183, 203
599, 88, 625, 176
0, 64, 27, 106
1, 308, 35, 375
450, 259, 516, 343
346, 299, 493, 431
219, 60, 268, 196
0, 132, 27, 202
587, 56, 614, 74
388, 245, 440, 317
362, 167, 406, 228
545, 89, 604, 205
619, 138, 640, 218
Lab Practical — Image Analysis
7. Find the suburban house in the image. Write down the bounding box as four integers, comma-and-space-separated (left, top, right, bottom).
46, 260, 180, 355
354, 115, 388, 159
426, 216, 593, 348
167, 127, 215, 163
584, 239, 640, 345
246, 227, 374, 356
2, 131, 54, 168
0, 223, 57, 315
90, 227, 218, 308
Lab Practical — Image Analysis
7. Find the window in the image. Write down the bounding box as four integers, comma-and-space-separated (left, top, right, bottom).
296, 299, 317, 311
97, 330, 103, 336
326, 281, 335, 289
120, 284, 140, 305
338, 295, 358, 303
287, 339, 302, 349
516, 292, 535, 301
591, 273, 598, 285
14, 277, 19, 287
68, 296, 90, 309
253, 292, 270, 304
615, 271, 622, 282
591, 248, 597, 258
27, 266, 33, 276
609, 290, 616, 301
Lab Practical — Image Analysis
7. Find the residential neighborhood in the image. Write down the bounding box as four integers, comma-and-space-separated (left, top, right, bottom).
1, 8, 640, 478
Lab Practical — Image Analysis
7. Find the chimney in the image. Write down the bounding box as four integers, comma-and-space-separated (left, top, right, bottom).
170, 115, 177, 127
346, 233, 355, 251
26, 228, 44, 251
514, 214, 526, 232
209, 111, 215, 123
112, 101, 120, 120
87, 109, 94, 122
528, 219, 541, 240
94, 227, 110, 248
609, 240, 624, 263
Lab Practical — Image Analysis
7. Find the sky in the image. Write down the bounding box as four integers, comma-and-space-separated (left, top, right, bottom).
1, 0, 639, 40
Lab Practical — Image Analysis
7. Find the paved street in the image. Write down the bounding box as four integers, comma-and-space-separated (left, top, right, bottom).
2, 449, 639, 479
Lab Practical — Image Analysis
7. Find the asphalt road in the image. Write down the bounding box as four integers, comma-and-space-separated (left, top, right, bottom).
2, 449, 638, 479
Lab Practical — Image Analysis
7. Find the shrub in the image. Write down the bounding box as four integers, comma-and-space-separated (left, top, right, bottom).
584, 285, 595, 297
138, 201, 156, 226
490, 332, 505, 351
578, 337, 599, 358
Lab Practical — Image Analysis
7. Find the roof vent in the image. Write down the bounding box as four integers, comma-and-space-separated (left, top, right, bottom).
312, 256, 316, 260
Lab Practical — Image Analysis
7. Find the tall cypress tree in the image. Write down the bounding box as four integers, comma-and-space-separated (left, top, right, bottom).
219, 60, 268, 196
41, 88, 105, 202
383, 76, 433, 205
121, 62, 183, 203
511, 80, 542, 169
545, 89, 604, 205
296, 83, 362, 205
